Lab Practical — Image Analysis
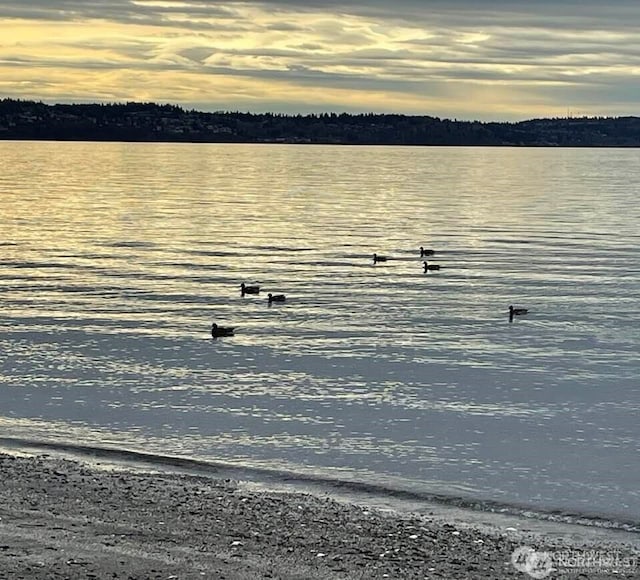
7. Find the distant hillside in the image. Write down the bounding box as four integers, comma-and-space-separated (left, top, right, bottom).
1, 98, 640, 146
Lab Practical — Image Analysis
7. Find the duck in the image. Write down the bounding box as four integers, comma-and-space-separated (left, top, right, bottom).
420, 247, 435, 257
509, 305, 528, 316
268, 293, 286, 303
423, 261, 440, 271
373, 253, 388, 263
240, 282, 260, 295
211, 323, 235, 338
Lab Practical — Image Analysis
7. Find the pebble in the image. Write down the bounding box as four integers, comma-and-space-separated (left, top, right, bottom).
1, 452, 638, 580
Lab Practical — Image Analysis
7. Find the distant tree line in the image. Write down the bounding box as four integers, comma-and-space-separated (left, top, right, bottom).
1, 98, 640, 146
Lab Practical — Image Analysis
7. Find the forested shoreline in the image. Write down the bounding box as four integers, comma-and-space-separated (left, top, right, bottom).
2, 98, 640, 146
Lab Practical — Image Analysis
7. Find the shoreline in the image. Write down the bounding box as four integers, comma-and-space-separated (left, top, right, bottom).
0, 452, 638, 579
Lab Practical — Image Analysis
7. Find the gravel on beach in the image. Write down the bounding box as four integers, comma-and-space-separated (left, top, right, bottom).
0, 452, 637, 579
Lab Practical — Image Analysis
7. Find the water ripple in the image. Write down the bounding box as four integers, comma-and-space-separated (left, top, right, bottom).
1, 142, 639, 526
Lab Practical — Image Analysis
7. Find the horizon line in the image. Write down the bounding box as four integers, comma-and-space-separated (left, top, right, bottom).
2, 97, 636, 126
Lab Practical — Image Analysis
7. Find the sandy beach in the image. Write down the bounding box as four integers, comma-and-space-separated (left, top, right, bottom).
0, 452, 638, 580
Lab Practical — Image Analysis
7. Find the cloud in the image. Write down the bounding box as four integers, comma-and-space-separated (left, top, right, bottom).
0, 0, 639, 119
2, 0, 639, 30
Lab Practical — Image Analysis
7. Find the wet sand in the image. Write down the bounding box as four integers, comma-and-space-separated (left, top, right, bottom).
0, 452, 637, 579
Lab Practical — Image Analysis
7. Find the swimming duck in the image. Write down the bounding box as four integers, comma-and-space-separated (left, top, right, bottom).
211, 323, 235, 338
268, 293, 286, 303
373, 253, 388, 263
423, 261, 440, 271
509, 305, 528, 316
420, 247, 435, 257
240, 282, 260, 295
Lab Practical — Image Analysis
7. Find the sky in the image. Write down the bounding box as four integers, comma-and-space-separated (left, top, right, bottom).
1, 0, 639, 121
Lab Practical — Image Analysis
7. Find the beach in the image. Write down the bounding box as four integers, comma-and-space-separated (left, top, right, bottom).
4, 142, 640, 575
0, 452, 638, 579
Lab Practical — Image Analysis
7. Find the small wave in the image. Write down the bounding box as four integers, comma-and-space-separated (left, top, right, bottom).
147, 261, 233, 273
486, 239, 534, 245
287, 260, 365, 268
103, 241, 156, 249
3, 260, 69, 269
252, 245, 315, 252
183, 249, 244, 258
2, 437, 638, 535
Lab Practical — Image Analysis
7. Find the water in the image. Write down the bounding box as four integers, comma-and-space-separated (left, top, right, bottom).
1, 141, 639, 532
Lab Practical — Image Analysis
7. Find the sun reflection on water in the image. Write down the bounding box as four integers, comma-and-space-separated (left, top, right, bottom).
1, 142, 640, 521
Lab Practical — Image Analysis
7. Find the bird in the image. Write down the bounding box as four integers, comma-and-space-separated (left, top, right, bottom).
268, 293, 286, 303
420, 247, 435, 257
509, 305, 528, 316
240, 282, 260, 295
423, 261, 440, 271
211, 323, 235, 338
373, 253, 387, 263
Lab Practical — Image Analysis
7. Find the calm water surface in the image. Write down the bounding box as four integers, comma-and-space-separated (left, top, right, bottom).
1, 142, 639, 529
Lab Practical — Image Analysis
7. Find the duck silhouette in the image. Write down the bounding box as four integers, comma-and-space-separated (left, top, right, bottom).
509, 305, 528, 316
211, 323, 235, 338
373, 253, 387, 264
240, 282, 260, 296
423, 261, 440, 272
268, 293, 286, 303
420, 247, 435, 257
509, 305, 529, 322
